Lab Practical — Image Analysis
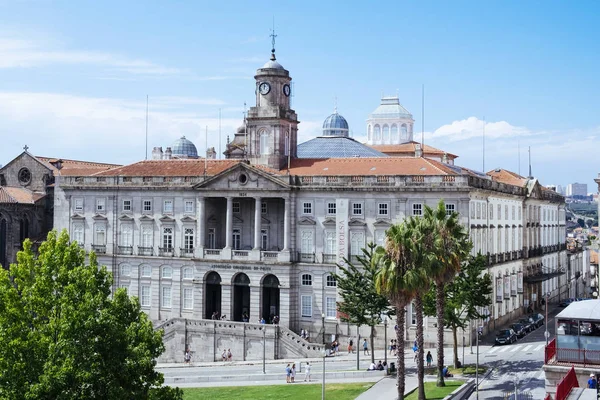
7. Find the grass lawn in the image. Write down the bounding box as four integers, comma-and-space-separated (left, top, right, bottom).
182, 383, 373, 400
403, 381, 462, 400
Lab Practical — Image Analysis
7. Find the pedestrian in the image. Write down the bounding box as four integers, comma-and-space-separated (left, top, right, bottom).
588, 373, 597, 389
221, 349, 227, 362
291, 363, 296, 383
363, 338, 369, 355
304, 362, 311, 382
301, 329, 306, 339
348, 339, 353, 354
184, 349, 191, 365
426, 351, 433, 367
285, 363, 291, 383
227, 348, 232, 361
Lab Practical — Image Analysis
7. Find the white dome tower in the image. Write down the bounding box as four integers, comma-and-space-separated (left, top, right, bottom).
366, 96, 414, 145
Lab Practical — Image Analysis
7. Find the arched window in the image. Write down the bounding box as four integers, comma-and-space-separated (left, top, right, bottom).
161, 266, 173, 279
182, 267, 193, 279
367, 125, 372, 142
120, 264, 131, 277
390, 124, 398, 143
326, 275, 336, 287
140, 265, 152, 277
401, 124, 408, 140
382, 125, 389, 143
301, 274, 312, 286
260, 131, 269, 155
373, 125, 381, 141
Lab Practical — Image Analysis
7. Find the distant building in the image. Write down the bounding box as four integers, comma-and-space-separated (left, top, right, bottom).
566, 183, 587, 197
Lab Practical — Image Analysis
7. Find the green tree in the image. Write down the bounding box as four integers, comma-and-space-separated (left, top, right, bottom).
0, 230, 183, 400
424, 201, 472, 387
334, 242, 394, 365
424, 253, 492, 368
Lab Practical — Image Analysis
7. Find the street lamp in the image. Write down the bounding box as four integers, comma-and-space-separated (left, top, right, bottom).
545, 292, 550, 346
321, 348, 327, 400
383, 316, 388, 366
321, 313, 326, 345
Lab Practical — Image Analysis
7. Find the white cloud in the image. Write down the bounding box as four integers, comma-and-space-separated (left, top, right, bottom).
432, 117, 533, 141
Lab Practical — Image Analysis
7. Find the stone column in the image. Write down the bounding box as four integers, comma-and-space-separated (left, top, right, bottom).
250, 284, 260, 323
223, 197, 233, 259
283, 197, 290, 251
254, 197, 262, 250
196, 196, 205, 258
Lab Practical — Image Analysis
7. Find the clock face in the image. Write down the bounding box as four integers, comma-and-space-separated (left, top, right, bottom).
283, 84, 291, 97
259, 82, 271, 95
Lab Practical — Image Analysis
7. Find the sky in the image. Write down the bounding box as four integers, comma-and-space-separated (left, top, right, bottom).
1, 0, 599, 191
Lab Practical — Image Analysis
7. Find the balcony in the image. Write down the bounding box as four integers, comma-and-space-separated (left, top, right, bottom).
322, 254, 336, 264
158, 247, 174, 257
233, 250, 249, 259
261, 251, 279, 261
179, 247, 194, 258
138, 246, 153, 256
91, 244, 106, 254
204, 248, 222, 259
299, 252, 315, 263
118, 246, 133, 255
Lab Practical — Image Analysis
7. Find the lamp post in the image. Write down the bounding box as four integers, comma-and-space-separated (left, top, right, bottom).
383, 315, 388, 366
545, 292, 550, 346
321, 313, 326, 345
321, 348, 326, 400
262, 326, 266, 374
476, 326, 482, 400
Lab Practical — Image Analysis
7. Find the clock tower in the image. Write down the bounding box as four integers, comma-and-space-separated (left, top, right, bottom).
246, 36, 298, 170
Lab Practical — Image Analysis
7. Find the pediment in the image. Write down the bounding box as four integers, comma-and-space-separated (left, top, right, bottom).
349, 218, 367, 226
92, 213, 107, 220
71, 213, 85, 220
119, 214, 134, 221
298, 216, 316, 225
526, 179, 543, 199
181, 215, 197, 223
193, 163, 289, 192
322, 217, 336, 226
261, 216, 271, 224
159, 215, 175, 222
233, 215, 243, 224
373, 219, 391, 227
139, 215, 154, 221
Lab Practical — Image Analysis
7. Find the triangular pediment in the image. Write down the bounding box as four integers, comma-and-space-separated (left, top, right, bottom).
0, 151, 52, 175
233, 215, 243, 224
119, 214, 134, 221
526, 179, 543, 199
322, 217, 336, 226
261, 216, 271, 224
139, 215, 154, 221
298, 216, 316, 225
181, 215, 197, 223
193, 162, 289, 192
92, 213, 107, 220
373, 219, 391, 227
71, 213, 85, 220
349, 218, 367, 226
159, 215, 175, 222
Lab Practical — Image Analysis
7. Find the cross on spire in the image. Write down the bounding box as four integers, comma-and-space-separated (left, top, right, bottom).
23, 145, 29, 152
270, 19, 277, 60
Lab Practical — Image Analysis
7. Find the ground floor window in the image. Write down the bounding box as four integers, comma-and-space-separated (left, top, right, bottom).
301, 295, 312, 317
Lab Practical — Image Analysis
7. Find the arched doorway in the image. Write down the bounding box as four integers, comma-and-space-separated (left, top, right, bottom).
0, 219, 6, 269
232, 273, 250, 322
261, 274, 280, 323
204, 271, 222, 319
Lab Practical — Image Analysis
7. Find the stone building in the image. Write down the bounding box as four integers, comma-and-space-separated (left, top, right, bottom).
50, 46, 567, 357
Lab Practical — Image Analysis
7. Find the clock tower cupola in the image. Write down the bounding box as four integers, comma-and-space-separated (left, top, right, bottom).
245, 30, 299, 170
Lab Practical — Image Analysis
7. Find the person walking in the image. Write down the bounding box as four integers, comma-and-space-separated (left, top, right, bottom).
227, 348, 232, 361
588, 373, 597, 389
285, 363, 291, 383
363, 339, 369, 355
304, 362, 311, 382
348, 339, 353, 354
291, 363, 296, 383
184, 349, 191, 365
426, 351, 433, 367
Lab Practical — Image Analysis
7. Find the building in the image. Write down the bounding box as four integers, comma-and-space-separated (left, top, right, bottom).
49, 45, 568, 359
566, 183, 588, 198
0, 150, 119, 269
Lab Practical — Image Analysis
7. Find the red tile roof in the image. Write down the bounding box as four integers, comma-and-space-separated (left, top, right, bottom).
94, 159, 240, 177
368, 141, 458, 159
591, 251, 598, 265
36, 156, 121, 176
487, 169, 528, 187
0, 187, 45, 204
287, 157, 457, 176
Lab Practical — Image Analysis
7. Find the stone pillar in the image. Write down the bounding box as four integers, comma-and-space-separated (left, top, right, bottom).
254, 197, 262, 250
221, 283, 232, 321
223, 197, 233, 259
196, 196, 205, 258
250, 284, 260, 323
283, 197, 290, 251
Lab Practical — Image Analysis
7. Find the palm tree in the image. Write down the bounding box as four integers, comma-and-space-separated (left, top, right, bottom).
376, 217, 432, 400
424, 201, 472, 387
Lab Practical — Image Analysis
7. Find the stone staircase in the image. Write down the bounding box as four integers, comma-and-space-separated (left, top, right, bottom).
277, 325, 324, 359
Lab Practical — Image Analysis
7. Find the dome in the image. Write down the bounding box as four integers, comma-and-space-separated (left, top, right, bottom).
236, 125, 246, 134
171, 136, 198, 159
322, 111, 349, 137
262, 59, 284, 70
369, 96, 412, 120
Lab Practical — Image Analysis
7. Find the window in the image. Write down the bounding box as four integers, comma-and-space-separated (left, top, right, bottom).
72, 222, 84, 244
232, 228, 241, 250
233, 202, 240, 213
143, 199, 152, 213
161, 286, 172, 308
120, 224, 132, 247
512, 205, 516, 220
301, 274, 312, 286
182, 267, 193, 279
141, 225, 153, 248
74, 198, 84, 212
207, 228, 216, 249
94, 225, 106, 245
161, 266, 172, 279
352, 202, 363, 216
140, 285, 151, 307
413, 203, 422, 216
120, 264, 131, 276
326, 275, 337, 287
378, 203, 389, 217
122, 199, 132, 212
260, 131, 269, 155
184, 200, 194, 214
96, 198, 106, 213
162, 227, 173, 250
302, 202, 313, 215
300, 230, 313, 255
184, 228, 194, 251
327, 202, 336, 215
120, 284, 129, 296
326, 297, 336, 318
489, 206, 493, 219
163, 199, 173, 214
261, 202, 267, 214
261, 229, 268, 250
477, 203, 481, 219
375, 230, 385, 246
141, 265, 152, 277
301, 295, 312, 317
471, 203, 475, 218
497, 204, 501, 220
505, 205, 509, 221
445, 203, 455, 216
350, 232, 365, 258
183, 288, 193, 309
324, 231, 335, 255
411, 302, 417, 325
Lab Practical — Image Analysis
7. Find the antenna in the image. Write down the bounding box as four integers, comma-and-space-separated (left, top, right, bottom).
421, 84, 424, 148
528, 146, 532, 179
518, 139, 521, 175
243, 102, 247, 159
204, 126, 208, 176
145, 95, 149, 160
218, 108, 222, 160
269, 18, 277, 60
334, 96, 338, 113
482, 116, 486, 172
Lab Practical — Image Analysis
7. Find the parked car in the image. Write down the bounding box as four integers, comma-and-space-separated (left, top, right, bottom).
518, 318, 534, 332
495, 329, 517, 345
529, 313, 544, 328
559, 298, 575, 307
510, 323, 526, 338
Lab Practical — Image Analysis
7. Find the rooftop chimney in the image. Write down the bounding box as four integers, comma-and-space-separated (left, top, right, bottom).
152, 147, 163, 160
206, 147, 216, 159
164, 147, 172, 160
415, 144, 423, 158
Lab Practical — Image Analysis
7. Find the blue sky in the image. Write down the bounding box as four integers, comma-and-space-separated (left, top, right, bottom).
1, 0, 599, 191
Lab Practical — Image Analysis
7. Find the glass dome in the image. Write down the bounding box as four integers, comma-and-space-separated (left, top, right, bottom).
322, 112, 349, 137
171, 136, 198, 159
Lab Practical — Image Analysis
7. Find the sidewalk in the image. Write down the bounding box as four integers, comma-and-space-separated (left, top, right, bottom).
355, 374, 434, 400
